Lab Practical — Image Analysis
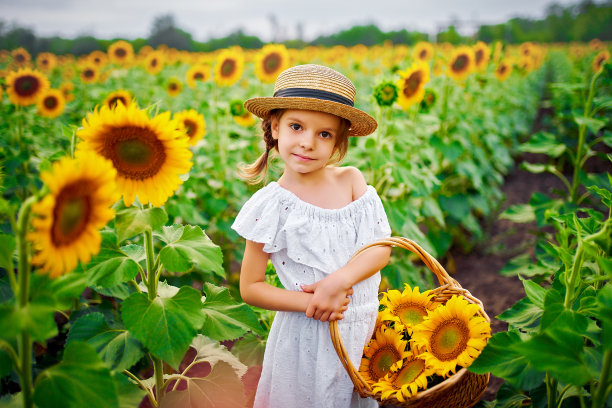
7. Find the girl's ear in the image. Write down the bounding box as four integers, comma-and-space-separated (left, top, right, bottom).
270, 115, 280, 140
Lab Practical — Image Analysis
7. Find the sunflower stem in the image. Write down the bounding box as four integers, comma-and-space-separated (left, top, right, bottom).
440, 76, 451, 142
546, 372, 558, 408
569, 69, 600, 204
593, 350, 612, 408
16, 195, 37, 408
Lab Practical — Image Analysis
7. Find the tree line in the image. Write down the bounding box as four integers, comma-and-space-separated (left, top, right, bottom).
1, 0, 610, 57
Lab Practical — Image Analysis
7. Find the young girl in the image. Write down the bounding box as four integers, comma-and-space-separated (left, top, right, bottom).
232, 64, 392, 407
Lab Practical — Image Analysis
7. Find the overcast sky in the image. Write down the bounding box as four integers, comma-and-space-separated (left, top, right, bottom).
0, 0, 589, 42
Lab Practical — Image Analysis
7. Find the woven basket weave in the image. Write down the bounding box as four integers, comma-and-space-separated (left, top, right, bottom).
330, 237, 490, 408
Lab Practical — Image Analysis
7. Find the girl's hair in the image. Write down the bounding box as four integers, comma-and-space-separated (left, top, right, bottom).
238, 109, 351, 184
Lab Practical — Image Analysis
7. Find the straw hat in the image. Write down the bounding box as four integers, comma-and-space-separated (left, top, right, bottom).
244, 64, 377, 136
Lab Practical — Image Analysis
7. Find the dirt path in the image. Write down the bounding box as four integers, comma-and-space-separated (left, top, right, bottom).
451, 157, 564, 400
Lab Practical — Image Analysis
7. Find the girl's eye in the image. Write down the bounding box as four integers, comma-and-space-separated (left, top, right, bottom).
290, 123, 301, 131
320, 131, 332, 139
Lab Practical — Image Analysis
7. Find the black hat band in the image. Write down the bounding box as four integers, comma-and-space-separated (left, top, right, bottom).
273, 88, 354, 107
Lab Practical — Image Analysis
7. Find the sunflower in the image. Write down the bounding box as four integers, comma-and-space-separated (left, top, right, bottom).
36, 52, 58, 72
37, 89, 66, 118
254, 44, 290, 84
166, 77, 183, 97
11, 47, 31, 67
233, 111, 256, 127
88, 50, 109, 68
28, 152, 119, 278
447, 46, 474, 82
174, 109, 206, 146
396, 62, 430, 110
186, 64, 210, 88
372, 347, 435, 403
494, 59, 513, 81
373, 80, 399, 107
380, 285, 439, 334
59, 82, 75, 102
76, 102, 193, 207
472, 41, 490, 71
103, 89, 132, 110
359, 327, 408, 385
214, 47, 245, 87
5, 68, 50, 106
413, 42, 434, 62
79, 63, 100, 84
412, 295, 490, 378
144, 50, 165, 75
419, 89, 436, 113
107, 40, 134, 66
593, 50, 610, 73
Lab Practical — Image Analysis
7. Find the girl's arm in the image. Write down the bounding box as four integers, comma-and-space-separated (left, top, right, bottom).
302, 245, 391, 322
240, 239, 351, 314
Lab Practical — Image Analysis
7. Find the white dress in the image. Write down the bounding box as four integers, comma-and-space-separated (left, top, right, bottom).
232, 182, 391, 408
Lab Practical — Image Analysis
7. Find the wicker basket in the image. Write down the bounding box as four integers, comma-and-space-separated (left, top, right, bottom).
330, 237, 490, 408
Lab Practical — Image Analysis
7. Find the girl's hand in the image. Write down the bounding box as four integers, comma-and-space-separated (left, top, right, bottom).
301, 275, 354, 322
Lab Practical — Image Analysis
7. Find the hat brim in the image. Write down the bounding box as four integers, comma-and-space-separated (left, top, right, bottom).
244, 97, 377, 137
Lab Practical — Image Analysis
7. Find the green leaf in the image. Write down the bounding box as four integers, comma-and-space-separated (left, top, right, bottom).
114, 206, 168, 243
201, 283, 264, 341
499, 253, 552, 278
231, 333, 266, 367
520, 162, 555, 174
121, 286, 204, 368
574, 115, 607, 135
0, 347, 12, 378
67, 312, 145, 372
157, 225, 224, 277
499, 204, 535, 223
597, 283, 612, 350
520, 277, 547, 309
0, 297, 57, 342
513, 327, 592, 385
33, 341, 118, 408
421, 196, 445, 227
0, 234, 16, 273
86, 232, 140, 288
497, 297, 542, 331
518, 132, 566, 157
469, 331, 544, 391
438, 194, 470, 221
540, 289, 590, 333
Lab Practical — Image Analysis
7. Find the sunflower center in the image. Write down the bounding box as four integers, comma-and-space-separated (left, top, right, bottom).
430, 318, 469, 361
263, 53, 281, 74
475, 49, 484, 64
396, 303, 427, 326
498, 65, 507, 74
419, 50, 428, 60
83, 69, 95, 79
115, 48, 127, 58
369, 345, 401, 380
451, 55, 469, 72
169, 82, 178, 90
44, 95, 58, 109
15, 53, 27, 63
403, 71, 423, 97
151, 58, 158, 67
194, 72, 204, 80
393, 359, 425, 387
15, 75, 40, 97
51, 183, 93, 246
103, 126, 166, 180
108, 96, 126, 108
183, 119, 197, 137
221, 59, 236, 77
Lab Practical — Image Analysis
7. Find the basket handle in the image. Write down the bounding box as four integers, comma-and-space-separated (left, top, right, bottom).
329, 236, 490, 398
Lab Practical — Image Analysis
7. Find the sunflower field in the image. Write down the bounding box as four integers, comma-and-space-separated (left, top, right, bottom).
0, 38, 610, 408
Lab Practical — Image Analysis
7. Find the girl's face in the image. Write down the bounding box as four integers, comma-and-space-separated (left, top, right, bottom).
271, 109, 342, 177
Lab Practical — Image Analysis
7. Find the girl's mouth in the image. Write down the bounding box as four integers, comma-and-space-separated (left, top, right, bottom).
293, 153, 313, 161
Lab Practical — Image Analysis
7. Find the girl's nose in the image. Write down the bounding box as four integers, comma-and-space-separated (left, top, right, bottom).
299, 132, 315, 149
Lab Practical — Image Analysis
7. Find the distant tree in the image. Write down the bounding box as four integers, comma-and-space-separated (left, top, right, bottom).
0, 25, 36, 51
196, 30, 263, 52
70, 36, 102, 55
436, 25, 464, 44
148, 14, 193, 50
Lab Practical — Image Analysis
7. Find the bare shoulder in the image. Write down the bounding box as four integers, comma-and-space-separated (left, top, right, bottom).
333, 166, 367, 200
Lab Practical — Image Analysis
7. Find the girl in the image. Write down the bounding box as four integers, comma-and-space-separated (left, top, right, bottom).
232, 64, 391, 407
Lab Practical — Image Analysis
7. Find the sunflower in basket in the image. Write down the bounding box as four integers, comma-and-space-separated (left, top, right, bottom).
359, 287, 491, 402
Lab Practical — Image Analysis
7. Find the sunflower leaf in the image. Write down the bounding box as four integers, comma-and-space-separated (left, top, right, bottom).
157, 225, 224, 277
121, 286, 204, 369
115, 206, 168, 244
86, 232, 140, 288
33, 341, 118, 408
201, 283, 264, 341
468, 331, 544, 391
0, 233, 16, 274
0, 296, 57, 342
597, 283, 612, 350
67, 312, 145, 372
